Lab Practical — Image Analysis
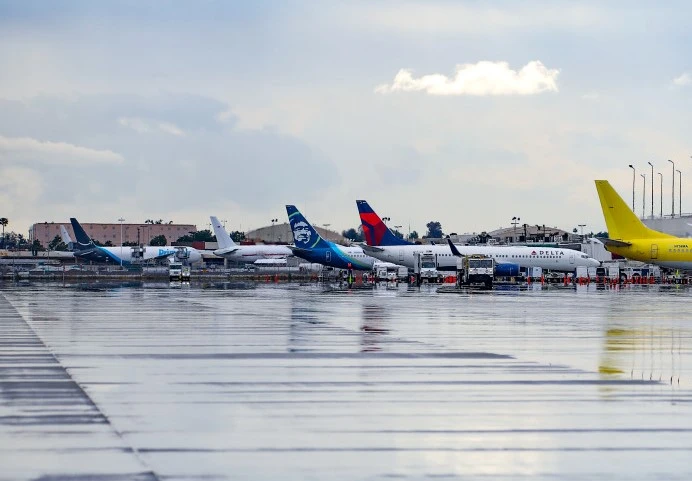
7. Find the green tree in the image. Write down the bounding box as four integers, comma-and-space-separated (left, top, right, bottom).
392, 229, 404, 239
230, 231, 245, 242
425, 221, 443, 238
150, 234, 167, 246
48, 235, 68, 251
31, 239, 43, 255
408, 230, 419, 240
104, 240, 114, 247
123, 241, 138, 246
342, 228, 364, 242
0, 217, 7, 247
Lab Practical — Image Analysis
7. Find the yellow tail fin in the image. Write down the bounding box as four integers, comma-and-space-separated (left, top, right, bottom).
594, 180, 673, 240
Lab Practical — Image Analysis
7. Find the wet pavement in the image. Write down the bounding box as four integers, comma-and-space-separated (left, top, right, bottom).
1, 282, 691, 480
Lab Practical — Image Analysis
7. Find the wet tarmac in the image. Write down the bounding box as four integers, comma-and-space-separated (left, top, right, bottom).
1, 282, 691, 480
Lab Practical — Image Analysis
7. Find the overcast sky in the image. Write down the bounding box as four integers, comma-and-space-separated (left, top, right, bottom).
2, 1, 692, 238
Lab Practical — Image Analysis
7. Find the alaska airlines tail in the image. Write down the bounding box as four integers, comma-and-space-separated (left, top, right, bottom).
285, 205, 330, 250
210, 216, 236, 249
595, 180, 674, 240
356, 200, 413, 246
69, 218, 95, 250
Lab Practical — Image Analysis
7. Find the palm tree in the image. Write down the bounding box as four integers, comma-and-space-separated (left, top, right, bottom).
0, 217, 7, 247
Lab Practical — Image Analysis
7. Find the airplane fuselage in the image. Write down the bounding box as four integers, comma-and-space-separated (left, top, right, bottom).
75, 245, 202, 266
292, 243, 383, 270
606, 238, 692, 270
214, 245, 293, 263
364, 244, 599, 272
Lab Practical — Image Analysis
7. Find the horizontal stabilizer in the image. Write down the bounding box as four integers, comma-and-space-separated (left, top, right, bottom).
360, 244, 384, 253
601, 238, 632, 248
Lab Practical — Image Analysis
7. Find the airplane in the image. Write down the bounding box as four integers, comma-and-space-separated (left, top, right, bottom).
285, 204, 402, 271
69, 218, 202, 266
60, 224, 74, 249
356, 200, 600, 273
209, 216, 292, 263
595, 180, 692, 270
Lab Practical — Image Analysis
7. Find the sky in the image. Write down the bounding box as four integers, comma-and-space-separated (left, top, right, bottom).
2, 0, 692, 239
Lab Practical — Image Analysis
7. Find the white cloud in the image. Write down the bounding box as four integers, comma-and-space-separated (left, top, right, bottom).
0, 135, 124, 165
118, 117, 186, 136
672, 73, 691, 86
375, 61, 559, 96
118, 117, 151, 133
158, 122, 185, 136
581, 92, 600, 100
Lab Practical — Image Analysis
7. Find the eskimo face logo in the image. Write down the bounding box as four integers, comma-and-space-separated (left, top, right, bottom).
293, 221, 312, 246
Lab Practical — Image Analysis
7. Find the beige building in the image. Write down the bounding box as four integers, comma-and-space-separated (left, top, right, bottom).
30, 222, 197, 247
246, 222, 347, 244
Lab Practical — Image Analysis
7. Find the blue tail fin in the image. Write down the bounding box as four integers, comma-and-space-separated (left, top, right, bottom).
69, 218, 95, 250
285, 205, 330, 250
356, 200, 413, 246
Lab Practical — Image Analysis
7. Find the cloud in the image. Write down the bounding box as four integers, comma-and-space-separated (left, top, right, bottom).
118, 117, 186, 136
672, 73, 691, 86
375, 61, 559, 96
0, 135, 124, 165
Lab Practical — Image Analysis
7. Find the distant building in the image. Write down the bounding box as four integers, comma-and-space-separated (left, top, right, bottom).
643, 216, 692, 237
30, 222, 197, 246
246, 222, 347, 244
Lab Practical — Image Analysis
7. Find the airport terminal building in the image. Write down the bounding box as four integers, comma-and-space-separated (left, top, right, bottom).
30, 222, 197, 247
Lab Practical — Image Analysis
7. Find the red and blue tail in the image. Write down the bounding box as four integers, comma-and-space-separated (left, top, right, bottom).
356, 200, 413, 246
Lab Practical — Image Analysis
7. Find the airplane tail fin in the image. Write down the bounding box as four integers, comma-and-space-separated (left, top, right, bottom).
210, 216, 236, 249
594, 180, 674, 240
356, 200, 413, 246
59, 225, 74, 251
285, 205, 330, 250
69, 218, 95, 250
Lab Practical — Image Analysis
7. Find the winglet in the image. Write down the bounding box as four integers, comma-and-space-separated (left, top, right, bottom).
356, 200, 413, 246
447, 237, 462, 257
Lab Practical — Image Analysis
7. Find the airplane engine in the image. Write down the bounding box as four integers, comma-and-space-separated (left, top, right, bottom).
495, 263, 520, 277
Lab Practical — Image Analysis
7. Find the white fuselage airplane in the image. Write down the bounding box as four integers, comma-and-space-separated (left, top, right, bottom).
66, 220, 202, 265
362, 243, 600, 272
210, 216, 292, 263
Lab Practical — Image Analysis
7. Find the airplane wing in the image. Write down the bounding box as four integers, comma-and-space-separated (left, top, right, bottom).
360, 244, 384, 253
601, 238, 632, 248
213, 247, 240, 256
446, 238, 462, 257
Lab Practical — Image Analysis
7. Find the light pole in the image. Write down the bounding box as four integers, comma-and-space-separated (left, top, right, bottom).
322, 223, 330, 241
640, 173, 646, 218
647, 161, 654, 218
270, 218, 278, 243
382, 216, 391, 225
658, 172, 663, 218
511, 216, 520, 243
118, 217, 125, 267
668, 159, 675, 217
677, 169, 682, 217
578, 224, 586, 241
628, 164, 636, 212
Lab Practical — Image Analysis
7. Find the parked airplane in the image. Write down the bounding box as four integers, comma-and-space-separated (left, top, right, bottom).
69, 218, 202, 266
60, 225, 74, 249
356, 200, 600, 273
210, 216, 292, 263
285, 205, 401, 271
595, 180, 692, 270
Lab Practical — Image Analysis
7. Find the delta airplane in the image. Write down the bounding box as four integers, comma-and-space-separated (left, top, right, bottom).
69, 218, 202, 266
356, 200, 600, 273
595, 180, 692, 270
210, 216, 292, 263
285, 205, 402, 271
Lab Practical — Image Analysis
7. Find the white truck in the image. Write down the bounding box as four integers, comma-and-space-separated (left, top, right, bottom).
414, 251, 443, 285
458, 254, 495, 288
169, 262, 191, 281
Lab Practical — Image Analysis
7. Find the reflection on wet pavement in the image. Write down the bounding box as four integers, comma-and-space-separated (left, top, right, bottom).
1, 283, 691, 480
